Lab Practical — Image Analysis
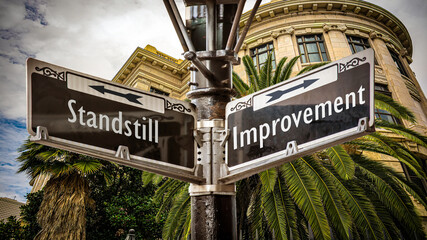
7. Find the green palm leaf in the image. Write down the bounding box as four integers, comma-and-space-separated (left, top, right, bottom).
326, 145, 355, 180
376, 120, 427, 148
162, 189, 190, 239
281, 161, 331, 240
242, 56, 261, 91
72, 160, 102, 175
279, 56, 300, 82
300, 157, 351, 240
297, 62, 330, 76
259, 168, 278, 192
272, 57, 288, 85
355, 157, 425, 239
260, 53, 274, 89
262, 186, 288, 240
374, 92, 416, 122
323, 166, 383, 240
362, 133, 425, 178
232, 72, 250, 97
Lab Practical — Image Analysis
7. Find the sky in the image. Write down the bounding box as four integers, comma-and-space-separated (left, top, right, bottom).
0, 0, 426, 203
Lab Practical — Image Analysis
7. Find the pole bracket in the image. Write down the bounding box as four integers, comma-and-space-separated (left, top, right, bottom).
115, 145, 130, 160
189, 183, 236, 196
357, 117, 368, 132
30, 126, 49, 141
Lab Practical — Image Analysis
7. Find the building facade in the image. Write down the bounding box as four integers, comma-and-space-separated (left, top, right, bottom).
112, 0, 427, 229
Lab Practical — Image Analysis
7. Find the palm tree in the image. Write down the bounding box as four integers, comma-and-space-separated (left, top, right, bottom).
149, 54, 427, 240
17, 140, 111, 240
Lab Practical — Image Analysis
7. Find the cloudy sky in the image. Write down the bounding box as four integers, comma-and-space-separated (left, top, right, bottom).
0, 0, 426, 203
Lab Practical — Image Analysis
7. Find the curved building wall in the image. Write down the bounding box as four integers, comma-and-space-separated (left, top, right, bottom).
233, 0, 427, 226
235, 0, 427, 135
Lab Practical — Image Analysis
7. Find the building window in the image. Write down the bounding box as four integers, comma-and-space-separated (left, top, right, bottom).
389, 50, 409, 78
401, 162, 427, 194
347, 36, 371, 54
250, 42, 276, 71
297, 34, 328, 63
374, 84, 400, 124
150, 87, 170, 96
374, 84, 392, 96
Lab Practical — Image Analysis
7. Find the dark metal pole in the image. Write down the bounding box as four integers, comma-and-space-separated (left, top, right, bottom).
163, 1, 260, 238
234, 0, 262, 53
189, 1, 237, 239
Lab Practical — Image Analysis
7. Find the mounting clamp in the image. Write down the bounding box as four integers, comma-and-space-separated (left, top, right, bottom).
30, 126, 49, 141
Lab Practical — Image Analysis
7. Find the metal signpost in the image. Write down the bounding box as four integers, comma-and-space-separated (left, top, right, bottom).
223, 49, 375, 184
27, 0, 375, 238
27, 58, 203, 184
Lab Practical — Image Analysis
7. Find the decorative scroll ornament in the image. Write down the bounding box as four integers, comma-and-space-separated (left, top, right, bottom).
35, 66, 65, 81
230, 98, 252, 112
339, 57, 367, 73
166, 100, 191, 113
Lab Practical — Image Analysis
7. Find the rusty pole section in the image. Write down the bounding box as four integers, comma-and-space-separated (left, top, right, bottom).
163, 0, 259, 238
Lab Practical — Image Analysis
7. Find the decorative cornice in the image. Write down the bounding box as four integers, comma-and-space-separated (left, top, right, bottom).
240, 0, 413, 56
323, 23, 347, 33
369, 30, 391, 43
270, 27, 294, 39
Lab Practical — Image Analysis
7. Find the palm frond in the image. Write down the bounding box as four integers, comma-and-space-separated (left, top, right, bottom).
376, 120, 427, 148
142, 171, 163, 186
232, 71, 250, 97
247, 182, 267, 239
354, 155, 424, 239
262, 185, 289, 240
72, 159, 102, 175
272, 57, 288, 85
277, 175, 300, 240
161, 190, 190, 239
297, 62, 330, 76
279, 56, 300, 82
260, 53, 274, 89
300, 157, 351, 240
259, 168, 278, 192
242, 56, 261, 91
326, 145, 355, 180
322, 166, 383, 240
362, 133, 425, 179
281, 161, 331, 240
374, 92, 416, 122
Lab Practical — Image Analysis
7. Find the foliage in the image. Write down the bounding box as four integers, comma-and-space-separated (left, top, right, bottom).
86, 166, 164, 240
16, 141, 111, 240
20, 191, 44, 239
0, 216, 25, 240
0, 191, 43, 240
148, 54, 427, 240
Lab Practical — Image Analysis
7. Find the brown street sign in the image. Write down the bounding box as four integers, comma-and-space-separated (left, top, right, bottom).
27, 58, 203, 183
222, 49, 375, 183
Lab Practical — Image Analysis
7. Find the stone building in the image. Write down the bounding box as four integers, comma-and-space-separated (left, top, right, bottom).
112, 0, 427, 229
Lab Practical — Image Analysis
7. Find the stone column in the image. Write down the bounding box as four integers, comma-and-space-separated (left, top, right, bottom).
370, 31, 427, 128
274, 27, 296, 60
323, 24, 351, 61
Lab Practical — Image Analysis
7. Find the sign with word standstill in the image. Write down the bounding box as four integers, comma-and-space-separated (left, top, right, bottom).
222, 49, 375, 183
27, 58, 203, 183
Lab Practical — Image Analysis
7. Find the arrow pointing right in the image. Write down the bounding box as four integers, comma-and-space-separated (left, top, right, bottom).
265, 78, 318, 103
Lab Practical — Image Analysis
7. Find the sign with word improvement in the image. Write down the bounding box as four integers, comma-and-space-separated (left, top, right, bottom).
222, 49, 375, 183
27, 58, 202, 183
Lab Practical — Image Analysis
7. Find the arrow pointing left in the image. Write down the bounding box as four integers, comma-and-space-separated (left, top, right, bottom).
90, 85, 143, 105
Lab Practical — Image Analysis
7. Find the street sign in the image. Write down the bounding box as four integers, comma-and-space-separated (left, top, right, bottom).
222, 49, 375, 183
27, 58, 203, 183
